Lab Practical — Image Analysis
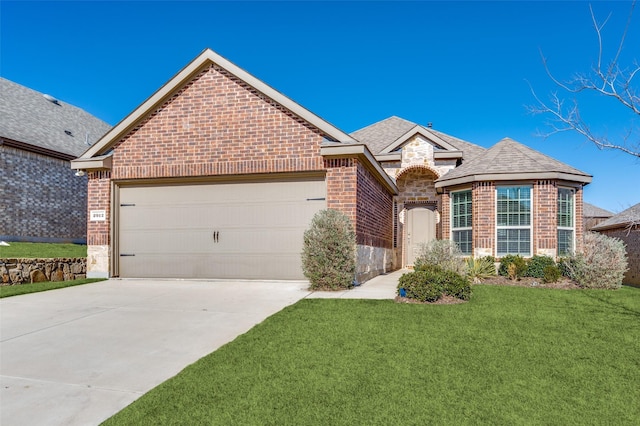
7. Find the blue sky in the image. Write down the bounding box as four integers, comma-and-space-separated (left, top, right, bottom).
2, 1, 638, 213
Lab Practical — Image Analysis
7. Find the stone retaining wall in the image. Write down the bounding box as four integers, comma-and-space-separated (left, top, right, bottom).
0, 258, 87, 285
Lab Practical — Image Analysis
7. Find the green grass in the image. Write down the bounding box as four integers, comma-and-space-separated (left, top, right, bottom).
0, 278, 105, 298
0, 242, 87, 258
104, 285, 640, 425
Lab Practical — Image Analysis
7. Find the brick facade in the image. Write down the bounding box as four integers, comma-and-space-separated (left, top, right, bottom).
86, 63, 394, 278
0, 145, 87, 243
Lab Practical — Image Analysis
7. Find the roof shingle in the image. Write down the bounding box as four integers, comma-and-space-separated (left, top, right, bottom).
0, 77, 112, 157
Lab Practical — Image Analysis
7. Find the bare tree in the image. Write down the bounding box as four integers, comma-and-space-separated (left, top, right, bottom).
529, 1, 640, 159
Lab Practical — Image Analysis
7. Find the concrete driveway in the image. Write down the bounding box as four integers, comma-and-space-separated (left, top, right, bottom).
0, 279, 312, 426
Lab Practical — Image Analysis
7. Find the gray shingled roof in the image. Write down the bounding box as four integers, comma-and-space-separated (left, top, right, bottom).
0, 77, 111, 157
349, 116, 486, 162
436, 137, 592, 186
584, 202, 614, 218
350, 116, 417, 154
591, 202, 640, 230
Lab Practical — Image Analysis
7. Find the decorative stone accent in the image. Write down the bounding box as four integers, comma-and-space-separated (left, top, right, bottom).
356, 245, 394, 284
0, 258, 87, 285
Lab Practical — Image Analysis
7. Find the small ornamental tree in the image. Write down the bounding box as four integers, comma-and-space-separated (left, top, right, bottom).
301, 209, 356, 290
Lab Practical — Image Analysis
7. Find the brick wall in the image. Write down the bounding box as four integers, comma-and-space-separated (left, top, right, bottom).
472, 182, 494, 255
534, 180, 557, 254
0, 145, 87, 243
356, 162, 393, 249
598, 227, 640, 286
110, 65, 326, 181
87, 170, 111, 246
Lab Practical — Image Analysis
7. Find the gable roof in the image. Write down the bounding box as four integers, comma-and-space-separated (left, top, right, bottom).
591, 202, 640, 231
583, 202, 614, 218
76, 48, 356, 162
435, 137, 592, 188
0, 77, 111, 159
349, 116, 486, 162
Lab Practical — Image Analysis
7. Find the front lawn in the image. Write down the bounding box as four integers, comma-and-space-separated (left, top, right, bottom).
0, 278, 106, 298
0, 242, 87, 258
104, 285, 640, 425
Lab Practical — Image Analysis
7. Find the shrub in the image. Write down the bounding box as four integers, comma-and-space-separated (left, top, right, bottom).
525, 255, 556, 278
398, 271, 443, 302
398, 266, 472, 302
498, 255, 527, 280
301, 209, 356, 290
557, 256, 578, 279
466, 256, 497, 283
543, 265, 562, 283
568, 233, 628, 289
414, 240, 467, 275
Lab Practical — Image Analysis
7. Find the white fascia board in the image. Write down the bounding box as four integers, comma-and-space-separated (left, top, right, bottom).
375, 153, 402, 162
80, 48, 356, 160
71, 153, 113, 170
380, 126, 458, 154
433, 150, 463, 160
434, 172, 593, 188
321, 144, 398, 194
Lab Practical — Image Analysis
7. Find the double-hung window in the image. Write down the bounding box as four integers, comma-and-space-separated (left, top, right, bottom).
496, 186, 531, 256
451, 190, 472, 255
557, 188, 575, 256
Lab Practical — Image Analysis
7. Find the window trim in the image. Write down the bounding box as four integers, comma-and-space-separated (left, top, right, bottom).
495, 185, 533, 257
557, 187, 576, 256
450, 188, 473, 255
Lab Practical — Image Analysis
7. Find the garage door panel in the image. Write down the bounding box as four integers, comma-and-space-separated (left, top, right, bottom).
118, 179, 325, 279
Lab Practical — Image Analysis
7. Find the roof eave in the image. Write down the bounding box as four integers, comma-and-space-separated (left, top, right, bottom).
71, 153, 113, 171
79, 48, 357, 160
379, 126, 458, 154
321, 144, 398, 194
435, 171, 593, 189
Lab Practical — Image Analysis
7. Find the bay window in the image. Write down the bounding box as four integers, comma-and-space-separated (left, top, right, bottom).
557, 188, 575, 256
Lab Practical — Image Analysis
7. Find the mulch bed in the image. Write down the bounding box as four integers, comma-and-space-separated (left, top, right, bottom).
478, 275, 581, 290
395, 275, 582, 305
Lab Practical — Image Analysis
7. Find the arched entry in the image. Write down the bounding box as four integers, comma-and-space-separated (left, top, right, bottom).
405, 206, 437, 266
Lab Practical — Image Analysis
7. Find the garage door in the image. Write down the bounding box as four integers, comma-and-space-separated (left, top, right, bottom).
117, 178, 326, 280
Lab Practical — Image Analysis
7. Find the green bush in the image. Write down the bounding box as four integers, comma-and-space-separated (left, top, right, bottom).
414, 240, 467, 275
565, 233, 628, 289
525, 255, 556, 278
398, 266, 472, 302
466, 256, 497, 283
557, 256, 578, 279
542, 265, 562, 283
398, 271, 443, 302
301, 209, 356, 290
498, 255, 527, 280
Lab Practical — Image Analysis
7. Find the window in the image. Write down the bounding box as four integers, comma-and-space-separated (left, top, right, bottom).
451, 190, 472, 255
557, 188, 575, 256
496, 186, 531, 256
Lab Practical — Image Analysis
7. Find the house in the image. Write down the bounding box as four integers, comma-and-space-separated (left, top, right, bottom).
0, 78, 111, 244
583, 202, 614, 231
592, 203, 640, 286
71, 48, 592, 282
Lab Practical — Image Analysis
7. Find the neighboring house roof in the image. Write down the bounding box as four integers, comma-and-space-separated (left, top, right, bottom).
350, 116, 486, 162
583, 202, 614, 218
0, 77, 111, 159
435, 137, 592, 188
76, 48, 357, 163
591, 202, 640, 231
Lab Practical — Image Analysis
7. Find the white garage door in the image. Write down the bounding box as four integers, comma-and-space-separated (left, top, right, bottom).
117, 178, 326, 280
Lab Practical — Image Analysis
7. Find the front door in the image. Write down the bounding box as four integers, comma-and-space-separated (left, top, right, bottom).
405, 207, 436, 266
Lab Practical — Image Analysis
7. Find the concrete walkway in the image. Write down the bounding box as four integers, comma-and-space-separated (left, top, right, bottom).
0, 270, 403, 426
306, 269, 406, 299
